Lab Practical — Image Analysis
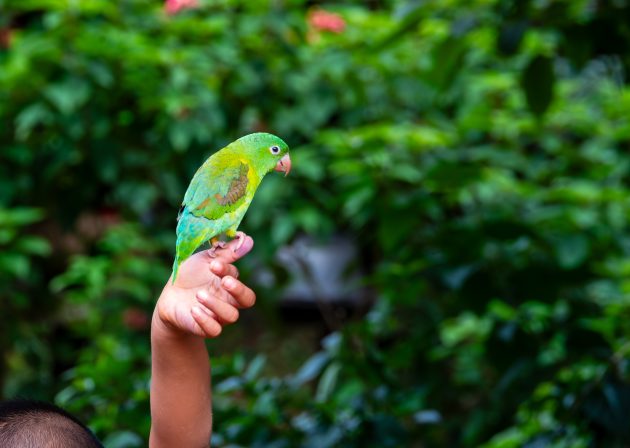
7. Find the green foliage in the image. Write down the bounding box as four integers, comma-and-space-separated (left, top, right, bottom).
51, 224, 168, 444
0, 207, 52, 397
2, 0, 630, 446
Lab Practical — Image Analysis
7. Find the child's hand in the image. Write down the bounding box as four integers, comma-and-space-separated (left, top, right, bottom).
154, 234, 255, 338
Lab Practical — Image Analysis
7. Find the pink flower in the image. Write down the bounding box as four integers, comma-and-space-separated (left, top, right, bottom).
308, 9, 346, 34
164, 0, 198, 16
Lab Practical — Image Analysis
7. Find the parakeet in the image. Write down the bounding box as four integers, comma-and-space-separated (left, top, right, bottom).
172, 132, 291, 282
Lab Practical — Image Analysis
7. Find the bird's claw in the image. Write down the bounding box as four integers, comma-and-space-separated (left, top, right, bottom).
207, 240, 227, 258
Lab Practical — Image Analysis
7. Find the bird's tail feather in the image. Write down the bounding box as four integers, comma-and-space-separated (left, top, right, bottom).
171, 258, 180, 285
172, 208, 213, 284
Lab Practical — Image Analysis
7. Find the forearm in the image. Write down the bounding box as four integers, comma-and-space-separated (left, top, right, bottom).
148, 241, 255, 447
149, 312, 212, 448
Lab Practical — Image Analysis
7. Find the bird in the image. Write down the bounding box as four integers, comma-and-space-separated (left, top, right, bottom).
172, 132, 291, 282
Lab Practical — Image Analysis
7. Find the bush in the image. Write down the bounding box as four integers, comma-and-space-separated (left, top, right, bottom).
2, 0, 630, 446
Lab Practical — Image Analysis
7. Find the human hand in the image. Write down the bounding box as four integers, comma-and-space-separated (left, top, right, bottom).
154, 234, 256, 338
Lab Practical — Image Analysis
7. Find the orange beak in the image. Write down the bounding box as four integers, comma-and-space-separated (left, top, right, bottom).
274, 154, 292, 177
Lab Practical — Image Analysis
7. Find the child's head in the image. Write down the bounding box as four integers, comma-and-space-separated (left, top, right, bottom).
0, 399, 103, 448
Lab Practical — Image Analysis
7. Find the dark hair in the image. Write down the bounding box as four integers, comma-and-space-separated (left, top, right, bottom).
0, 399, 103, 448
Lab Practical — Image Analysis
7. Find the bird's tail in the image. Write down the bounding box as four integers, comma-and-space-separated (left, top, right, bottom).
172, 207, 212, 284
171, 258, 181, 285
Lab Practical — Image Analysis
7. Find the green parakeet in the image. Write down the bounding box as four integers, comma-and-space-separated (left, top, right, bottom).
172, 132, 291, 282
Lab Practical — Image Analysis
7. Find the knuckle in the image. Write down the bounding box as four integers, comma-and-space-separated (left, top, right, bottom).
213, 261, 224, 273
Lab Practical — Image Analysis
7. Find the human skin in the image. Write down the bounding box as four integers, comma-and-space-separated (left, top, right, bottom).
149, 235, 255, 448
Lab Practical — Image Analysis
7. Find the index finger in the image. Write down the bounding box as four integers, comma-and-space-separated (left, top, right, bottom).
210, 259, 239, 279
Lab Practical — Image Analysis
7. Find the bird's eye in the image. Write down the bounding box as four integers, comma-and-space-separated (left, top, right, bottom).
269, 145, 280, 154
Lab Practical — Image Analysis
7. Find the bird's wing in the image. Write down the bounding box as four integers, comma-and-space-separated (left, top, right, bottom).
182, 159, 251, 221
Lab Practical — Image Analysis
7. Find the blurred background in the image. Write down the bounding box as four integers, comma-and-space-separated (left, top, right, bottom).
2, 0, 630, 446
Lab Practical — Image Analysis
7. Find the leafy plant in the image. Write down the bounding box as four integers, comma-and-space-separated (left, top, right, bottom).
2, 0, 630, 446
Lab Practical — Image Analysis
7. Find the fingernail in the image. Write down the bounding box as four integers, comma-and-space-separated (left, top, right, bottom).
235, 237, 253, 257
196, 290, 209, 301
210, 260, 221, 272
223, 277, 235, 289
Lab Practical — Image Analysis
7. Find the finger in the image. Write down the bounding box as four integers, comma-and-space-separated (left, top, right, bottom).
195, 278, 240, 307
197, 287, 240, 315
191, 305, 222, 338
222, 276, 256, 308
196, 290, 240, 325
212, 234, 254, 264
209, 259, 239, 279
212, 286, 240, 307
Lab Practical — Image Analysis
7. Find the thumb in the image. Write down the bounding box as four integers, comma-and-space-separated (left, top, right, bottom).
209, 234, 254, 264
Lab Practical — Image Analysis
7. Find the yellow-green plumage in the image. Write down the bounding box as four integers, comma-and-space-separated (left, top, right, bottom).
172, 133, 291, 282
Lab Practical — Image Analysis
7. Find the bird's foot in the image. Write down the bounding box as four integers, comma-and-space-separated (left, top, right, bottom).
233, 231, 247, 253
207, 240, 227, 258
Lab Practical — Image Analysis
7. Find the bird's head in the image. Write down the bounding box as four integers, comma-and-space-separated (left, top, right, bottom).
237, 132, 291, 177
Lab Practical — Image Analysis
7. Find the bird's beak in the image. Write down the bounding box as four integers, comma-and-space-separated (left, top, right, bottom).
274, 154, 292, 177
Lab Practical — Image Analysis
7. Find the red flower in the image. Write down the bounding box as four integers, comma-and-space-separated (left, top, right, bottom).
122, 307, 151, 331
308, 9, 346, 34
0, 28, 11, 49
164, 0, 198, 16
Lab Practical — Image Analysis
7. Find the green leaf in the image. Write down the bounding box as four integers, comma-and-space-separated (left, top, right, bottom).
243, 354, 266, 382
291, 352, 330, 388
44, 79, 91, 115
0, 228, 16, 244
551, 233, 590, 269
15, 104, 53, 140
315, 362, 341, 403
0, 253, 30, 279
0, 208, 44, 226
521, 55, 555, 117
497, 21, 528, 56
271, 215, 295, 245
16, 236, 51, 256
102, 431, 143, 448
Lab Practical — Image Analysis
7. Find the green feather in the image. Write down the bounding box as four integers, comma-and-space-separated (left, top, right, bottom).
172, 133, 290, 282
